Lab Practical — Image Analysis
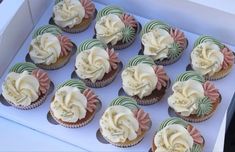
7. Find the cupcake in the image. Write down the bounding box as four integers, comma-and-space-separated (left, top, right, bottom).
50, 79, 100, 128
121, 55, 170, 105
52, 0, 96, 33
190, 35, 234, 80
75, 39, 121, 88
152, 117, 204, 152
94, 6, 140, 50
29, 25, 75, 70
168, 71, 221, 122
140, 20, 188, 65
99, 96, 151, 147
1, 62, 51, 110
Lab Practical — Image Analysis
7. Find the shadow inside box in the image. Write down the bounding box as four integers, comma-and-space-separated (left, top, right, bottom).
224, 92, 235, 152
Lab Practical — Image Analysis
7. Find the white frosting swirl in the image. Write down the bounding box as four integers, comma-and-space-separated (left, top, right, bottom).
100, 105, 139, 143
121, 63, 157, 99
75, 46, 111, 83
142, 28, 174, 60
168, 79, 204, 116
53, 0, 85, 28
50, 86, 87, 123
154, 124, 193, 152
95, 14, 125, 45
2, 71, 40, 106
191, 42, 224, 76
30, 33, 61, 65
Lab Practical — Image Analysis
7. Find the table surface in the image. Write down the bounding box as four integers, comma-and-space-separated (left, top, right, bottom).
0, 1, 234, 152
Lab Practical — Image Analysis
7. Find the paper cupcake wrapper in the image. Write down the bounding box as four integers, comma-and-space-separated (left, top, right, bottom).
72, 62, 123, 88
26, 42, 76, 70
49, 10, 97, 33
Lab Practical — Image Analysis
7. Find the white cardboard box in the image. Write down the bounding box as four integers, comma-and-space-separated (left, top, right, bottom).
0, 0, 33, 77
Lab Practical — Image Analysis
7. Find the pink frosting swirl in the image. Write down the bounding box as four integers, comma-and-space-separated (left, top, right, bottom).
107, 48, 120, 70
57, 35, 73, 57
83, 88, 98, 112
120, 13, 137, 28
187, 125, 204, 145
170, 28, 187, 49
221, 47, 234, 69
133, 109, 151, 134
152, 65, 169, 90
203, 81, 220, 102
80, 0, 95, 19
31, 69, 50, 95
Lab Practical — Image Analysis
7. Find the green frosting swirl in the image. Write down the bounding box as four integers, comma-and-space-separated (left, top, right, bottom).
96, 6, 123, 21
127, 55, 155, 67
196, 97, 213, 117
122, 26, 135, 43
57, 79, 86, 92
176, 71, 205, 83
78, 39, 107, 53
191, 143, 203, 152
167, 42, 182, 60
9, 62, 37, 74
140, 20, 170, 37
110, 96, 139, 110
159, 117, 187, 131
33, 25, 62, 39
55, 0, 63, 4
194, 35, 224, 49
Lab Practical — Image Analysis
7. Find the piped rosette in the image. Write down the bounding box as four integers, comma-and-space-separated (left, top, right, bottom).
49, 79, 100, 128
121, 55, 170, 105
28, 25, 76, 70
190, 35, 234, 80
95, 6, 140, 50
168, 71, 221, 122
1, 62, 51, 110
52, 0, 96, 33
74, 39, 121, 88
152, 117, 204, 152
140, 20, 188, 65
99, 96, 151, 147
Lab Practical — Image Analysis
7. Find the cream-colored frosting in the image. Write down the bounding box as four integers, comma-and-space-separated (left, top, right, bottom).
122, 63, 157, 99
154, 124, 193, 152
100, 105, 139, 143
2, 71, 40, 106
191, 42, 224, 76
30, 33, 61, 65
168, 79, 204, 116
53, 0, 85, 28
50, 86, 87, 123
75, 46, 111, 83
95, 14, 125, 45
142, 28, 174, 60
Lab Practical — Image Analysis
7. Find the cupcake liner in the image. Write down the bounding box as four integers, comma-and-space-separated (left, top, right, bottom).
76, 62, 122, 88
205, 64, 234, 80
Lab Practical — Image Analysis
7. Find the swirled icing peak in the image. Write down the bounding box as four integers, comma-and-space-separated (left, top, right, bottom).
176, 71, 205, 83
32, 69, 50, 95
187, 125, 204, 144
83, 88, 98, 112
57, 35, 73, 57
120, 13, 137, 28
203, 81, 219, 102
152, 65, 169, 90
221, 47, 234, 69
170, 28, 187, 49
80, 0, 95, 18
106, 47, 120, 69
133, 109, 150, 134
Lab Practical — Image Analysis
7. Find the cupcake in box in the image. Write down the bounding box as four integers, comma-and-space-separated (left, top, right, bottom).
50, 79, 100, 128
190, 35, 234, 80
168, 71, 221, 122
121, 55, 170, 105
152, 117, 204, 152
140, 20, 188, 65
52, 0, 96, 33
1, 62, 51, 110
94, 6, 140, 50
75, 39, 121, 88
29, 25, 76, 70
99, 96, 151, 147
